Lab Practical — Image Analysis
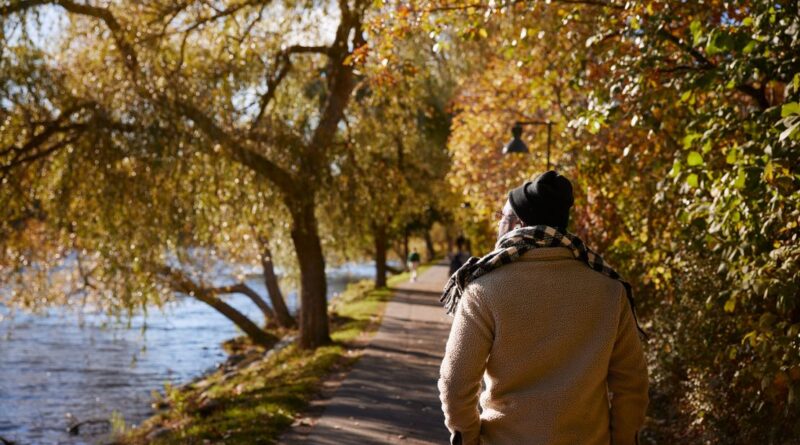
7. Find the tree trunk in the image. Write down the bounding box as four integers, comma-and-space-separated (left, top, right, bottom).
403, 229, 410, 271
194, 290, 277, 348
386, 263, 404, 275
260, 243, 296, 328
447, 235, 454, 256
289, 199, 331, 349
162, 267, 277, 348
424, 229, 436, 261
374, 223, 388, 288
215, 283, 277, 328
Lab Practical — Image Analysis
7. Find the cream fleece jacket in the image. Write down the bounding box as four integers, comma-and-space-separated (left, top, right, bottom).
438, 247, 648, 445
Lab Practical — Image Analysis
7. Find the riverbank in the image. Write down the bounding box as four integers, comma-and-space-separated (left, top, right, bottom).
0, 263, 379, 444
122, 269, 423, 444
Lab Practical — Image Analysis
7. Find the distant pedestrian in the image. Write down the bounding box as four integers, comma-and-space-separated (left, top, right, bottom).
448, 236, 471, 276
407, 249, 421, 282
438, 170, 649, 445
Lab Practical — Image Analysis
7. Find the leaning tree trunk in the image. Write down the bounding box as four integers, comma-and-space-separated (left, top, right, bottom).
260, 243, 296, 328
194, 290, 278, 348
215, 283, 277, 328
289, 199, 331, 349
162, 267, 277, 348
373, 223, 388, 288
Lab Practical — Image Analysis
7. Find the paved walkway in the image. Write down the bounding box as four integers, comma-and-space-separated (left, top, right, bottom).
280, 263, 453, 445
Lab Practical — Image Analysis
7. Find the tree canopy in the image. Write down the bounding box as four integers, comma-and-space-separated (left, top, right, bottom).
2, 0, 798, 441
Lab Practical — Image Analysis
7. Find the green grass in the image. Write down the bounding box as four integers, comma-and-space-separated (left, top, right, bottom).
124, 268, 425, 445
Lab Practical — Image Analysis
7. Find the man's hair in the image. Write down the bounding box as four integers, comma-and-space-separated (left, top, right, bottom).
508, 170, 574, 231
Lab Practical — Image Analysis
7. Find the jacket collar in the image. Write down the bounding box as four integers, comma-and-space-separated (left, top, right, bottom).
517, 247, 575, 261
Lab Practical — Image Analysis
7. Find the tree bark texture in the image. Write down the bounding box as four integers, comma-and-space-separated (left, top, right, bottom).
290, 199, 331, 349
260, 243, 296, 328
163, 268, 277, 348
374, 223, 388, 288
424, 230, 436, 261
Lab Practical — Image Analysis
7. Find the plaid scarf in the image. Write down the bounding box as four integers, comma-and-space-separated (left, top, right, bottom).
440, 225, 647, 338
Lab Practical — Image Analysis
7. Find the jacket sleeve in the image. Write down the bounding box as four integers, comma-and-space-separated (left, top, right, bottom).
607, 287, 649, 445
438, 284, 494, 445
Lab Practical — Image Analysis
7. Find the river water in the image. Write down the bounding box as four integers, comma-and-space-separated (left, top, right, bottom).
0, 263, 376, 445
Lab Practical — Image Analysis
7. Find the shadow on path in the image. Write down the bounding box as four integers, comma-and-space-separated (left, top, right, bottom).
279, 264, 452, 445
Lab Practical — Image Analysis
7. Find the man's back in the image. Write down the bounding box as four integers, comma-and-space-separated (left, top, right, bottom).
438, 247, 648, 445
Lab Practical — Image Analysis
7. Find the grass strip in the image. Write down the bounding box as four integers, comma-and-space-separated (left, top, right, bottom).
124, 268, 426, 444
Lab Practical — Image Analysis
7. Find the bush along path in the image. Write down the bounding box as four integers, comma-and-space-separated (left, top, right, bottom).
123, 268, 430, 445
279, 262, 452, 445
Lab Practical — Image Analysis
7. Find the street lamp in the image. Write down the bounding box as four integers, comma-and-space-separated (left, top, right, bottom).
502, 120, 553, 170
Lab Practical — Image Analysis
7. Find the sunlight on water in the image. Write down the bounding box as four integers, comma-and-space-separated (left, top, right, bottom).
0, 263, 377, 444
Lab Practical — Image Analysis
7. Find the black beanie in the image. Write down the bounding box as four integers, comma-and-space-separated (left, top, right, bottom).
508, 171, 574, 231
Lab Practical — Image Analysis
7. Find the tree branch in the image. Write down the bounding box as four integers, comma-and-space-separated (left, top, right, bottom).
173, 99, 297, 195
0, 0, 50, 16
212, 282, 277, 324
176, 0, 265, 35
735, 82, 770, 110
657, 29, 714, 69
307, 0, 365, 156
2, 1, 140, 75
0, 132, 79, 177
6, 0, 304, 196
159, 265, 277, 346
423, 0, 623, 13
56, 0, 139, 75
250, 45, 333, 131
658, 28, 770, 109
0, 102, 141, 181
251, 54, 292, 131
0, 103, 91, 158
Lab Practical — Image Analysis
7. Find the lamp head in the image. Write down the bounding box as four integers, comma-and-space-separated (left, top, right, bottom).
502, 122, 529, 154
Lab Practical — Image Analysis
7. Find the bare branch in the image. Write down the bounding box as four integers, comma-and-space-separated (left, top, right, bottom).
283, 45, 331, 56
251, 62, 291, 128
56, 0, 139, 75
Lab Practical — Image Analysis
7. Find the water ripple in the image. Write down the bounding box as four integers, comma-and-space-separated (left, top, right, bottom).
0, 265, 375, 444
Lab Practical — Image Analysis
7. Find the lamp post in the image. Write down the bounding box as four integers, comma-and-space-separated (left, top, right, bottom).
502, 120, 553, 170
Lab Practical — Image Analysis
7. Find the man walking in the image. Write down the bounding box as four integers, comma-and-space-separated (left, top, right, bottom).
407, 248, 421, 282
449, 236, 472, 276
438, 171, 649, 445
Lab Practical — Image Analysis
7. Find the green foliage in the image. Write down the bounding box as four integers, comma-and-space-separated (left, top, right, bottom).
319, 27, 456, 272
586, 2, 800, 442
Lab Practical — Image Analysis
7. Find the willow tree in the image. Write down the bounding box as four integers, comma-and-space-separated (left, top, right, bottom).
326, 38, 454, 287
0, 34, 293, 347
2, 0, 369, 348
